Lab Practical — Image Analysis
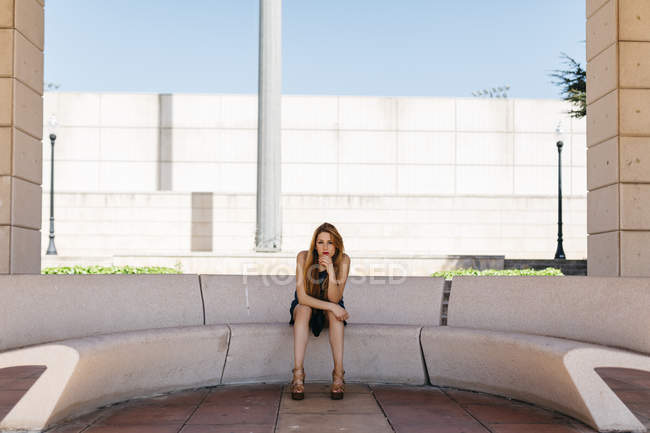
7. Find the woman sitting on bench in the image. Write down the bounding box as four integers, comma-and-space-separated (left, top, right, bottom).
288, 222, 351, 400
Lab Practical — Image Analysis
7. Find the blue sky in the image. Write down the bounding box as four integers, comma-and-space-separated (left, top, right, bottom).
44, 0, 586, 98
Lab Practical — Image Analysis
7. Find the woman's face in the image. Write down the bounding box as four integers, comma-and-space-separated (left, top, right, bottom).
316, 232, 336, 258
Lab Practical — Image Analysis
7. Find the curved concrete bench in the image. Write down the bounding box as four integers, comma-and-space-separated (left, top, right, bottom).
0, 326, 228, 431
0, 273, 445, 432
421, 276, 650, 433
0, 275, 229, 432
201, 274, 445, 384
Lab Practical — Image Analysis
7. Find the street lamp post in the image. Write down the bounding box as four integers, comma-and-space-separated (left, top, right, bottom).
554, 131, 566, 260
46, 116, 58, 255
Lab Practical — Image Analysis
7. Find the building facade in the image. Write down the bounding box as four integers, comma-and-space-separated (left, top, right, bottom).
40, 93, 587, 261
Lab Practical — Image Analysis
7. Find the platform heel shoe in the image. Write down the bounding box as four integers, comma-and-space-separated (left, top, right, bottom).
330, 369, 345, 400
291, 367, 305, 400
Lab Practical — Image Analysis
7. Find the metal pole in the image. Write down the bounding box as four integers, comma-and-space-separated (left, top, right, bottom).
554, 140, 565, 260
255, 0, 282, 251
46, 133, 57, 255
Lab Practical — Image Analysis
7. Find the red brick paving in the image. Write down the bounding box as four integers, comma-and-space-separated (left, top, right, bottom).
488, 425, 585, 433
85, 426, 180, 433
95, 404, 196, 426
179, 426, 275, 433
187, 402, 279, 425
0, 365, 47, 379
461, 404, 568, 424
0, 365, 47, 425
0, 366, 647, 432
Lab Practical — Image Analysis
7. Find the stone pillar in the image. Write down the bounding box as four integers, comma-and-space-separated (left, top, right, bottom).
0, 0, 44, 274
255, 0, 282, 251
587, 0, 650, 276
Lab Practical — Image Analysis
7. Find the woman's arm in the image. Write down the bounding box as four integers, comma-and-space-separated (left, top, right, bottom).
326, 254, 350, 303
295, 251, 336, 311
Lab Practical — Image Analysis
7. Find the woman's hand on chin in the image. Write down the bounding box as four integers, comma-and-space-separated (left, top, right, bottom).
319, 254, 334, 271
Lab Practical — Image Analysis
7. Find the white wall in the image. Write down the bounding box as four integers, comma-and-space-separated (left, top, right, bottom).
40, 92, 587, 259
42, 93, 586, 196
41, 192, 586, 260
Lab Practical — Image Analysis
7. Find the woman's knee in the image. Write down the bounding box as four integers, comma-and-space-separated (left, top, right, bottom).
294, 304, 312, 321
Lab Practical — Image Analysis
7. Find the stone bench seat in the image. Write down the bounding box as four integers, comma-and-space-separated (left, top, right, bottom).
7, 272, 647, 432
421, 276, 650, 433
199, 274, 445, 387
0, 274, 445, 432
0, 325, 229, 431
0, 274, 228, 431
423, 327, 650, 432
222, 323, 427, 385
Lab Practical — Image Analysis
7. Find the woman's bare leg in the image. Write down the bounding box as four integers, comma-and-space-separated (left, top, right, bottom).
327, 311, 344, 373
293, 305, 312, 368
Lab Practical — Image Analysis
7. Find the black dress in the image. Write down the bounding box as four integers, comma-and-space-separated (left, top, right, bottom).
289, 269, 348, 336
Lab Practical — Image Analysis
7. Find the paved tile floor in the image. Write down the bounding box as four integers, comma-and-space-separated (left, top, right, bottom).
0, 367, 648, 433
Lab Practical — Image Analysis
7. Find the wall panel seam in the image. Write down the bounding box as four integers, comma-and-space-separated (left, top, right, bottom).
588, 133, 618, 149
616, 0, 621, 275
587, 0, 611, 19
14, 125, 41, 141
14, 76, 43, 97
586, 87, 617, 107
588, 42, 618, 63
13, 28, 42, 53
588, 228, 620, 235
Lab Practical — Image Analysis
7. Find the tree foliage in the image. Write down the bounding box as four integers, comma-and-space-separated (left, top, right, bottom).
551, 53, 586, 119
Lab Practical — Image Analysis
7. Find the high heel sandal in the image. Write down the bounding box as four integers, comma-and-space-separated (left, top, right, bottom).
330, 369, 345, 400
291, 367, 305, 400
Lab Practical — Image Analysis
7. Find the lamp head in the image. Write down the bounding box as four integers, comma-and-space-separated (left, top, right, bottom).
47, 114, 58, 135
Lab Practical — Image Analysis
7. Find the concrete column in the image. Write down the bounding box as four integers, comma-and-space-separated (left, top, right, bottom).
255, 0, 282, 251
0, 0, 44, 274
586, 0, 650, 276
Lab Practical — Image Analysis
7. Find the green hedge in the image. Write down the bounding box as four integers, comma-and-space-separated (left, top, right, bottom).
432, 267, 563, 280
41, 265, 562, 278
42, 265, 182, 275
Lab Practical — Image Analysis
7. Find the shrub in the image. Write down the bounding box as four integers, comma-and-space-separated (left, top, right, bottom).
432, 267, 563, 280
41, 265, 182, 275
